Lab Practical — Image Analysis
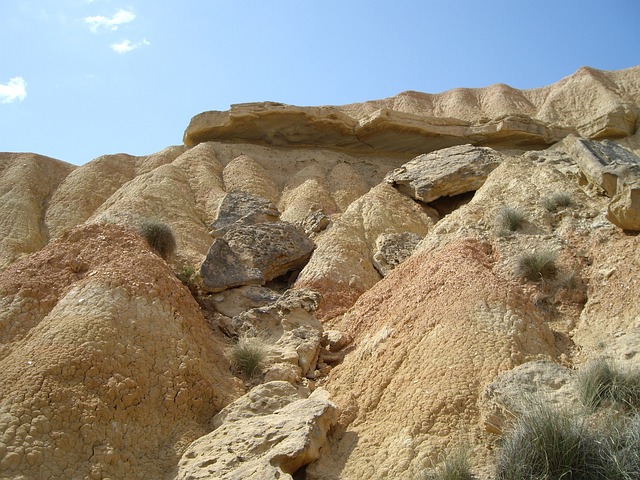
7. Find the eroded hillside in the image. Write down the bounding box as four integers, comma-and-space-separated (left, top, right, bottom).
1, 65, 639, 479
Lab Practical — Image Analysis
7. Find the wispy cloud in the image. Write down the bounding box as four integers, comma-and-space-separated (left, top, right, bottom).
85, 9, 135, 33
0, 77, 27, 104
111, 38, 150, 54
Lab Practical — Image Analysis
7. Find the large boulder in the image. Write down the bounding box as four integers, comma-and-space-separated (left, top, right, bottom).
384, 144, 503, 203
0, 223, 242, 479
176, 382, 338, 480
200, 221, 315, 292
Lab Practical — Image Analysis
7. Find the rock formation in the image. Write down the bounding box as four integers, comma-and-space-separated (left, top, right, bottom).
1, 65, 640, 479
0, 223, 242, 479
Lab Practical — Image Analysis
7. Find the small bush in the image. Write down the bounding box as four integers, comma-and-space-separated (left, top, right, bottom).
497, 206, 526, 234
578, 359, 640, 412
420, 449, 473, 480
138, 219, 177, 261
495, 402, 610, 480
610, 414, 640, 478
541, 192, 573, 213
515, 249, 558, 282
232, 336, 266, 378
176, 264, 199, 294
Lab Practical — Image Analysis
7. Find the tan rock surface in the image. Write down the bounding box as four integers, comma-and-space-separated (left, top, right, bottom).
294, 183, 436, 320
184, 66, 640, 155
385, 144, 503, 203
560, 136, 640, 230
45, 146, 186, 241
176, 384, 338, 480
0, 223, 243, 479
308, 239, 560, 479
0, 153, 74, 269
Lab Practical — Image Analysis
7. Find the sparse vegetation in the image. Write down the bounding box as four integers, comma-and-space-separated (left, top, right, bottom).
541, 192, 574, 213
495, 402, 610, 480
232, 335, 267, 379
420, 449, 473, 480
515, 249, 558, 282
578, 359, 640, 412
138, 219, 177, 261
497, 206, 526, 235
176, 264, 199, 294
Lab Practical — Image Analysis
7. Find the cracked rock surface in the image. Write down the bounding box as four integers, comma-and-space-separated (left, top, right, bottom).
0, 223, 242, 479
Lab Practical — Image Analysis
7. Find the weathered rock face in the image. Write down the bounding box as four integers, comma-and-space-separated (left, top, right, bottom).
479, 360, 578, 435
384, 144, 503, 203
176, 382, 338, 480
0, 223, 242, 479
226, 289, 324, 380
200, 221, 315, 292
308, 239, 559, 479
209, 191, 280, 237
371, 232, 423, 276
184, 66, 640, 155
0, 153, 75, 269
563, 136, 640, 230
1, 66, 640, 480
294, 183, 437, 319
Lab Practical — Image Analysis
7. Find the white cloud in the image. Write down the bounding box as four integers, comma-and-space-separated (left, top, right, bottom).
111, 38, 150, 54
0, 77, 27, 104
85, 9, 135, 32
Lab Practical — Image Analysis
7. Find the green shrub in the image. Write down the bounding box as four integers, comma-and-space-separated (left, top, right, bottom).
420, 449, 473, 480
497, 206, 526, 234
541, 192, 573, 213
578, 359, 640, 412
495, 402, 610, 480
232, 336, 266, 378
138, 219, 177, 261
515, 249, 558, 282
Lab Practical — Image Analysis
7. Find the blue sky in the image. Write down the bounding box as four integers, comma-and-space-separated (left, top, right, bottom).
1, 1, 638, 166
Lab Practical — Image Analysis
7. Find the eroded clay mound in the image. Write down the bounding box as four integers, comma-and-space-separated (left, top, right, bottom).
308, 239, 560, 479
0, 223, 242, 479
0, 152, 75, 269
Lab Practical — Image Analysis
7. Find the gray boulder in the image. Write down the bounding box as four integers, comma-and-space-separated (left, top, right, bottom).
210, 191, 280, 237
385, 144, 503, 203
200, 221, 315, 292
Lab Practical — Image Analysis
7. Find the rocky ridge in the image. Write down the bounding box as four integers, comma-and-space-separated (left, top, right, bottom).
0, 65, 639, 479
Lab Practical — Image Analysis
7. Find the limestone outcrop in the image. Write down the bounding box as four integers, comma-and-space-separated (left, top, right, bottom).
176, 382, 338, 480
0, 223, 242, 479
184, 66, 640, 156
562, 136, 640, 230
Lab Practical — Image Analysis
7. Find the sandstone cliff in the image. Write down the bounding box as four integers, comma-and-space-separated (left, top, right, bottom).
1, 65, 639, 479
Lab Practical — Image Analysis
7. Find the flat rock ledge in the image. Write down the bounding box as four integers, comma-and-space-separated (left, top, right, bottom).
175, 382, 338, 480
